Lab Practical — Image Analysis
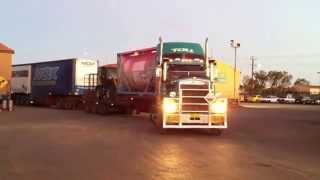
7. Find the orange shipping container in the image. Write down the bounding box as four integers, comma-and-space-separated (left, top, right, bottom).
0, 42, 14, 96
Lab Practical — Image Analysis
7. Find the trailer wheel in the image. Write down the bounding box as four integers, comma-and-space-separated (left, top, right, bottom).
56, 98, 64, 109
64, 102, 72, 110
124, 108, 134, 115
84, 104, 92, 113
15, 95, 20, 105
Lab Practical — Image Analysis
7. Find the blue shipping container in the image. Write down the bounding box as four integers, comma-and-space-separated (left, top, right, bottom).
31, 59, 75, 101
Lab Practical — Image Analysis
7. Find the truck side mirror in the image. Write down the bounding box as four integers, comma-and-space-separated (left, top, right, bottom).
209, 59, 216, 83
162, 61, 168, 82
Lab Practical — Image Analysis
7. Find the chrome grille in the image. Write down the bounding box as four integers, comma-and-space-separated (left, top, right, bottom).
179, 81, 209, 113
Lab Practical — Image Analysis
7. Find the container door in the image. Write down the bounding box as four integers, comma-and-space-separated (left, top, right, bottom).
12, 65, 32, 94
75, 58, 98, 94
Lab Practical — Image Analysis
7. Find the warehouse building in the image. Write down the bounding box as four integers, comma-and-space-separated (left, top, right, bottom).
292, 85, 320, 95
213, 59, 241, 102
0, 42, 15, 99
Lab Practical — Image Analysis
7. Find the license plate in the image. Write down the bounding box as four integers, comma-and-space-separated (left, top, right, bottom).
190, 113, 200, 120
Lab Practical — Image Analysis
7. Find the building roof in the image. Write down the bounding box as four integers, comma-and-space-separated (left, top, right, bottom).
0, 42, 14, 54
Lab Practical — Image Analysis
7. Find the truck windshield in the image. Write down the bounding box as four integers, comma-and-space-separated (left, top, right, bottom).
168, 65, 207, 81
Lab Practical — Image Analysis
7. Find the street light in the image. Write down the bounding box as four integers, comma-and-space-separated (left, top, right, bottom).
230, 40, 240, 101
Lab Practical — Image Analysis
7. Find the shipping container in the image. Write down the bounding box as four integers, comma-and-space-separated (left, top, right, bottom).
117, 48, 157, 95
12, 58, 98, 107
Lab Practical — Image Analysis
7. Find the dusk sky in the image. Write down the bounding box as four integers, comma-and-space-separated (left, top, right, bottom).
1, 0, 319, 84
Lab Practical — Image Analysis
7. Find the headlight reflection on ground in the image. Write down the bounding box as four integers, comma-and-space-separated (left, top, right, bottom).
152, 142, 192, 179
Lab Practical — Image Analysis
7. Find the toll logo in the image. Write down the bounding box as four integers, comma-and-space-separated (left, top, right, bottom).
171, 48, 194, 53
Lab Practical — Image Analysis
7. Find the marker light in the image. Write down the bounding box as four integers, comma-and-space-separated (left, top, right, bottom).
163, 98, 178, 113
169, 91, 176, 98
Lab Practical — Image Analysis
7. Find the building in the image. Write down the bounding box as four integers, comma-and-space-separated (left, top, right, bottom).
292, 85, 320, 95
0, 42, 15, 98
214, 60, 241, 101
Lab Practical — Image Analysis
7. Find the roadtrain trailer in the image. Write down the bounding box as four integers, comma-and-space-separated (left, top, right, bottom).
11, 58, 98, 109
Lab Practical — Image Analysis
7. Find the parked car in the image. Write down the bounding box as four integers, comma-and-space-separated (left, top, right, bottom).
295, 96, 303, 104
315, 98, 320, 105
278, 95, 295, 104
301, 96, 315, 104
247, 95, 262, 103
260, 95, 279, 103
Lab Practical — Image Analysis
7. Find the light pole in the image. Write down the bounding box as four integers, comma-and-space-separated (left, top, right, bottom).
317, 72, 320, 85
230, 40, 240, 100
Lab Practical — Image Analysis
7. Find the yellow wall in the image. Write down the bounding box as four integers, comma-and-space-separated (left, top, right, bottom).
214, 61, 240, 100
0, 52, 12, 95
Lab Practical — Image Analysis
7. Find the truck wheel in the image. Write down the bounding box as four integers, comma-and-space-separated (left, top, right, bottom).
97, 105, 108, 115
153, 113, 167, 134
149, 113, 155, 122
207, 129, 223, 136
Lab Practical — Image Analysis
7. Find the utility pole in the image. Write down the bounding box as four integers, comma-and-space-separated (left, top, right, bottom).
250, 56, 256, 79
230, 40, 240, 101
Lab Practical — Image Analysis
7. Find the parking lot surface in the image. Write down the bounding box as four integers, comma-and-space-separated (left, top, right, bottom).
0, 103, 319, 180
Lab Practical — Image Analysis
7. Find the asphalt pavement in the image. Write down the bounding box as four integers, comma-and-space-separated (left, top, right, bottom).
0, 103, 319, 180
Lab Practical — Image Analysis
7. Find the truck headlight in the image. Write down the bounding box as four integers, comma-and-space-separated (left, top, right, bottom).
211, 99, 227, 114
163, 98, 178, 113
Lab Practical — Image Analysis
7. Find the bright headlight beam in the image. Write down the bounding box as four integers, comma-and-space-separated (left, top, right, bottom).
211, 101, 227, 114
163, 99, 178, 113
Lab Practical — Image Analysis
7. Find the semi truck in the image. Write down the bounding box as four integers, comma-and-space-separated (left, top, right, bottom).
11, 58, 98, 109
83, 39, 228, 134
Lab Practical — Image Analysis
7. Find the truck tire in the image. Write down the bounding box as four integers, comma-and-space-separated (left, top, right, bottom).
207, 129, 223, 136
149, 113, 155, 122
97, 104, 108, 115
153, 113, 167, 134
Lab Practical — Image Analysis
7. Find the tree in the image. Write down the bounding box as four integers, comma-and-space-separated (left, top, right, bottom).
242, 71, 268, 95
254, 70, 268, 90
266, 71, 292, 96
242, 76, 256, 95
242, 70, 293, 95
294, 78, 310, 86
267, 71, 292, 88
